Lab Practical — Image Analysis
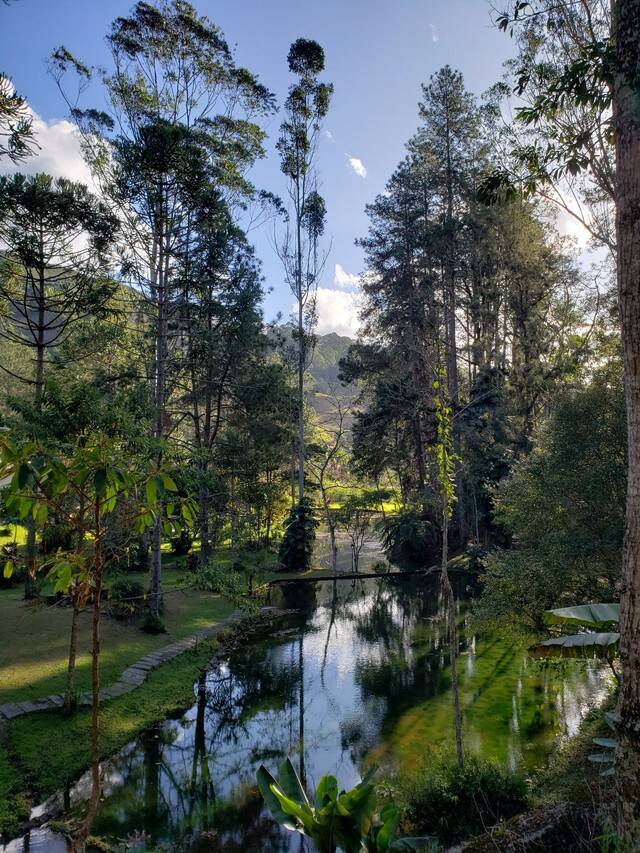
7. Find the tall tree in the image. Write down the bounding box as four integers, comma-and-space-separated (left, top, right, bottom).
614, 0, 640, 840
52, 0, 275, 615
0, 74, 34, 163
276, 38, 332, 507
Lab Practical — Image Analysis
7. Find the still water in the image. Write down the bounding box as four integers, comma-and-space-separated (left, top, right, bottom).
5, 563, 612, 851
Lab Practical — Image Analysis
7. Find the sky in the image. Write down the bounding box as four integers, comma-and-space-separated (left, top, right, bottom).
0, 0, 519, 338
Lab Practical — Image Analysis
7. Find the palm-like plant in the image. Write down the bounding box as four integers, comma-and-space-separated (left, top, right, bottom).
257, 758, 434, 852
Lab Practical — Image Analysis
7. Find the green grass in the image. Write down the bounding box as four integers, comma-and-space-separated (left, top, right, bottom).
0, 557, 246, 707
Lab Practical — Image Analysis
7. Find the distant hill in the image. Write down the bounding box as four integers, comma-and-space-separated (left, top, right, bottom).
268, 325, 357, 422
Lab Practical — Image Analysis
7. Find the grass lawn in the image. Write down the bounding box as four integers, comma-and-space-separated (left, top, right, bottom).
0, 568, 236, 707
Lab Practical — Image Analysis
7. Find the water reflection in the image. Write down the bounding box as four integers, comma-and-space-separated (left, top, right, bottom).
5, 573, 613, 852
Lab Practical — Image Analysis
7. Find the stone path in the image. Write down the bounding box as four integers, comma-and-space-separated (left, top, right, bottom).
0, 606, 280, 721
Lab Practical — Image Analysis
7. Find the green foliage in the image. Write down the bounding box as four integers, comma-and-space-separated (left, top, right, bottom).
278, 498, 318, 573
170, 528, 193, 556
0, 73, 35, 163
391, 754, 528, 845
378, 512, 439, 570
194, 561, 251, 610
109, 578, 145, 619
141, 610, 167, 635
478, 379, 625, 628
39, 522, 74, 555
257, 758, 433, 852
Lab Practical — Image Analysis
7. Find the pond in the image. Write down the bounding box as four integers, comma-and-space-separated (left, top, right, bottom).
4, 556, 613, 852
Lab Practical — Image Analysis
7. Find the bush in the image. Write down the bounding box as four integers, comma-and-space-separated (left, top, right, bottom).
278, 497, 318, 572
142, 610, 167, 634
109, 578, 145, 619
170, 528, 193, 556
195, 561, 253, 611
392, 754, 528, 845
378, 511, 439, 570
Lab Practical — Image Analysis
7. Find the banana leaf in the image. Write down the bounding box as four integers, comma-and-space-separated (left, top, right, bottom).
529, 631, 619, 659
543, 603, 619, 630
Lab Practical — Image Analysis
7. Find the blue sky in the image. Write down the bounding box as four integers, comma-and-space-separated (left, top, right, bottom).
0, 0, 515, 336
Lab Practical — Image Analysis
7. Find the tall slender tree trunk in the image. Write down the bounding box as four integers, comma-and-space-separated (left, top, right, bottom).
24, 277, 47, 599
297, 209, 305, 506
86, 500, 104, 834
615, 0, 640, 842
63, 598, 80, 712
149, 230, 167, 617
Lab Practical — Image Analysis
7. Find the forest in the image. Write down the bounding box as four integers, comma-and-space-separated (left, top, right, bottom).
0, 0, 638, 851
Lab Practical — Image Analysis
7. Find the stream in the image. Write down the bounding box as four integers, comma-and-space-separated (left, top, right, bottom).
3, 544, 613, 851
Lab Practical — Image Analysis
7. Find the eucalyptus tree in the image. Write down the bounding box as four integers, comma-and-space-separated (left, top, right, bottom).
276, 38, 333, 507
0, 173, 118, 597
51, 0, 275, 615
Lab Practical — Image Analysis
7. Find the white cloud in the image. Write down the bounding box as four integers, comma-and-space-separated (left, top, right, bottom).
556, 208, 592, 248
334, 262, 359, 289
429, 23, 439, 43
346, 154, 367, 179
325, 129, 334, 142
0, 108, 94, 187
294, 288, 361, 337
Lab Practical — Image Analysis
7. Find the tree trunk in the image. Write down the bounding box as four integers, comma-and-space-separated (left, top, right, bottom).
63, 598, 80, 712
198, 485, 211, 567
615, 0, 640, 842
24, 280, 47, 600
85, 500, 104, 834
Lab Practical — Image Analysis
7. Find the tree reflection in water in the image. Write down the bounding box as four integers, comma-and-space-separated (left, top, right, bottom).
47, 573, 612, 852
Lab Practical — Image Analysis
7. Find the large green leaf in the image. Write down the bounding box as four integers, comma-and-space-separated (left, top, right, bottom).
543, 603, 619, 630
256, 765, 303, 833
315, 773, 338, 810
277, 758, 310, 808
529, 632, 619, 659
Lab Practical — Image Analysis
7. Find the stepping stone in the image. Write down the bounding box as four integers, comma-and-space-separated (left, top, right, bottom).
0, 703, 24, 720
108, 682, 134, 696
16, 700, 50, 714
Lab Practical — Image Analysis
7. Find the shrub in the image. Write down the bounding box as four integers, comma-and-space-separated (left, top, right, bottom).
278, 497, 318, 572
142, 610, 167, 634
378, 511, 439, 569
392, 754, 528, 845
195, 561, 254, 611
109, 577, 145, 619
170, 528, 193, 556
